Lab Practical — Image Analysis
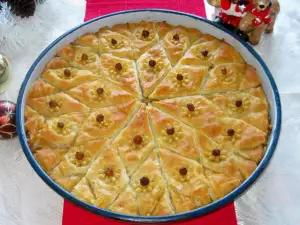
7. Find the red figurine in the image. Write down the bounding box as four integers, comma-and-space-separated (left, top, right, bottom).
213, 0, 280, 44
218, 0, 252, 27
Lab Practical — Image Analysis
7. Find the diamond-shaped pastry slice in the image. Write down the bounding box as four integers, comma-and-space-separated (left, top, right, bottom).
108, 185, 138, 215
205, 169, 242, 201
111, 104, 155, 175
74, 32, 99, 52
99, 24, 133, 59
27, 93, 89, 117
57, 45, 100, 74
199, 118, 267, 150
35, 113, 86, 149
27, 80, 56, 99
148, 107, 199, 161
149, 65, 208, 99
84, 147, 129, 209
159, 148, 211, 213
179, 36, 220, 67
76, 100, 139, 143
51, 139, 109, 191
66, 79, 135, 109
152, 96, 224, 127
160, 24, 203, 65
129, 21, 159, 59
202, 63, 246, 94
196, 131, 242, 177
42, 68, 99, 90
152, 187, 174, 216
212, 42, 245, 65
137, 43, 172, 97
130, 151, 166, 216
100, 54, 140, 98
206, 87, 269, 132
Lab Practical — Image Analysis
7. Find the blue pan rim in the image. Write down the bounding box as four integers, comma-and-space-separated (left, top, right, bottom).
16, 9, 282, 223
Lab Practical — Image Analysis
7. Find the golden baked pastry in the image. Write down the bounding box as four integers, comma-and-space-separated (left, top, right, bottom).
24, 21, 271, 216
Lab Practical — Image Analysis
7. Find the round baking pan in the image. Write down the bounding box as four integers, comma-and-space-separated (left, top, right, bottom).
16, 9, 281, 223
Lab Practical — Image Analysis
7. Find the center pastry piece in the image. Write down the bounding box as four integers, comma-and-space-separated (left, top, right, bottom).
24, 21, 270, 216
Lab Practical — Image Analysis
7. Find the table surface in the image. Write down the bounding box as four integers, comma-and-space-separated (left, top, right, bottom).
0, 0, 299, 224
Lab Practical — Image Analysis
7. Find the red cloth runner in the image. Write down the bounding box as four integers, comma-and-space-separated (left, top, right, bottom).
63, 1, 237, 224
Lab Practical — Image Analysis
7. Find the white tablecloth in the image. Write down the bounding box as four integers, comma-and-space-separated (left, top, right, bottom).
0, 0, 299, 224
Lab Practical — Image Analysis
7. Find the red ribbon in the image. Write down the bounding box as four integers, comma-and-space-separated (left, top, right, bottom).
63, 1, 238, 224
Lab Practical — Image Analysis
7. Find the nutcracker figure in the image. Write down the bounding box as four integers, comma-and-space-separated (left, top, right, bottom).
208, 0, 280, 45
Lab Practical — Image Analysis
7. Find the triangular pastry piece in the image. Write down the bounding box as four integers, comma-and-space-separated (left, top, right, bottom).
111, 104, 155, 175
109, 185, 138, 215
34, 147, 69, 173
27, 93, 89, 117
156, 22, 174, 39
57, 45, 100, 74
76, 100, 138, 143
137, 43, 172, 97
152, 187, 174, 216
202, 63, 246, 94
179, 35, 220, 67
196, 131, 242, 177
205, 169, 242, 201
212, 42, 245, 65
42, 68, 99, 90
99, 24, 133, 59
84, 147, 129, 209
152, 95, 224, 127
27, 80, 56, 99
206, 87, 269, 132
66, 79, 135, 109
159, 148, 211, 213
149, 65, 208, 99
43, 57, 70, 72
199, 118, 267, 150
148, 107, 199, 161
51, 139, 109, 191
74, 32, 99, 52
72, 177, 96, 205
234, 155, 257, 179
240, 65, 261, 90
25, 113, 45, 148
130, 151, 166, 216
35, 113, 86, 148
129, 21, 159, 59
159, 24, 203, 65
234, 145, 264, 163
100, 54, 140, 98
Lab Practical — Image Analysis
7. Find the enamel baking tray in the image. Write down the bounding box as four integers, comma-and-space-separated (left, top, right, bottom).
16, 9, 281, 223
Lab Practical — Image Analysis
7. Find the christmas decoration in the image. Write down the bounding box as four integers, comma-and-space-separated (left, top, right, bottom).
0, 100, 16, 139
208, 0, 280, 45
215, 0, 252, 41
0, 0, 46, 18
238, 0, 280, 45
0, 54, 11, 94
